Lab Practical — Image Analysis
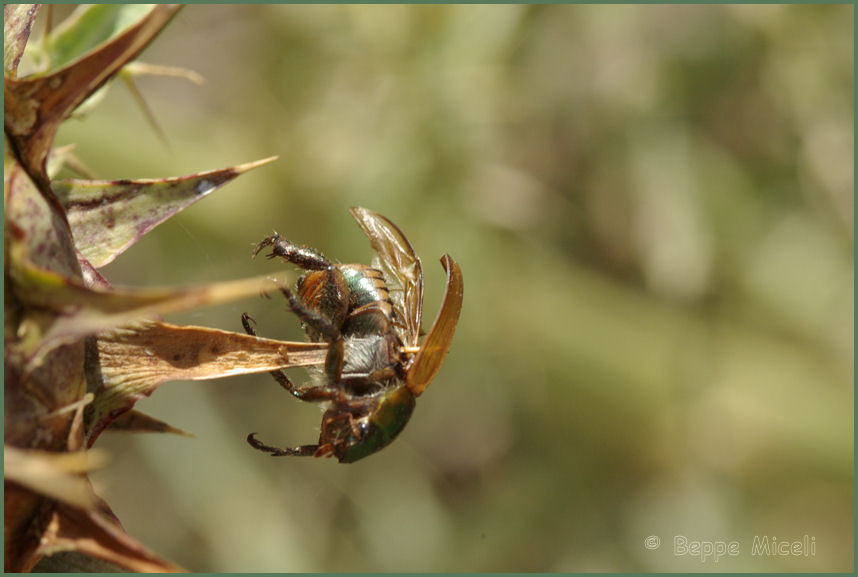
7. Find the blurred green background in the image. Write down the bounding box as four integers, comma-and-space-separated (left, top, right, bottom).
52, 4, 852, 572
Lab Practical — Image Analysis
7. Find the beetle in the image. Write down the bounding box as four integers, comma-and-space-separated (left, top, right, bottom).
241, 207, 463, 463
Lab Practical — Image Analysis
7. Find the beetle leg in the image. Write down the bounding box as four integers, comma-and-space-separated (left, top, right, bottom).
252, 233, 331, 270
320, 410, 364, 441
338, 365, 399, 392
313, 444, 337, 458
241, 312, 339, 402
365, 365, 399, 382
277, 286, 341, 341
246, 433, 320, 457
346, 415, 363, 440
241, 312, 297, 392
277, 285, 345, 388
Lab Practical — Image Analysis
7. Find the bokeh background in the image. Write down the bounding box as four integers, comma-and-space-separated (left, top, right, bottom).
51, 4, 852, 572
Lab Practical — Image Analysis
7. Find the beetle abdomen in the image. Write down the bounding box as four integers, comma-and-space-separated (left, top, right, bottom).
340, 265, 394, 317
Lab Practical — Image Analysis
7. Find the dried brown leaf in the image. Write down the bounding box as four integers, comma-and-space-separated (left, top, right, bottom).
37, 504, 185, 572
87, 320, 327, 443
105, 409, 194, 437
124, 61, 205, 84
4, 446, 109, 511
9, 248, 293, 368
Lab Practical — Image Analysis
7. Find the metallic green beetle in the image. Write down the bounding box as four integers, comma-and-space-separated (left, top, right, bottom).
242, 207, 463, 463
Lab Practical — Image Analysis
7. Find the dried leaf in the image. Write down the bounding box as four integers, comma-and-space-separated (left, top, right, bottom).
9, 248, 293, 367
4, 483, 51, 572
64, 392, 94, 452
5, 145, 89, 573
53, 157, 277, 267
32, 551, 135, 573
121, 72, 169, 144
87, 321, 327, 443
4, 4, 181, 184
4, 152, 87, 442
46, 144, 97, 181
124, 61, 205, 85
117, 63, 205, 142
4, 445, 109, 511
37, 504, 185, 572
105, 409, 194, 437
77, 253, 111, 288
3, 4, 40, 75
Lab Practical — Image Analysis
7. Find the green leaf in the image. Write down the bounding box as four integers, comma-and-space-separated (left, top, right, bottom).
4, 5, 182, 183
44, 5, 156, 70
53, 157, 277, 267
44, 6, 190, 122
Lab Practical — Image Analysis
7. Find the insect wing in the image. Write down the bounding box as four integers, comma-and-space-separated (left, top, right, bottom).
349, 206, 423, 346
406, 254, 463, 396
